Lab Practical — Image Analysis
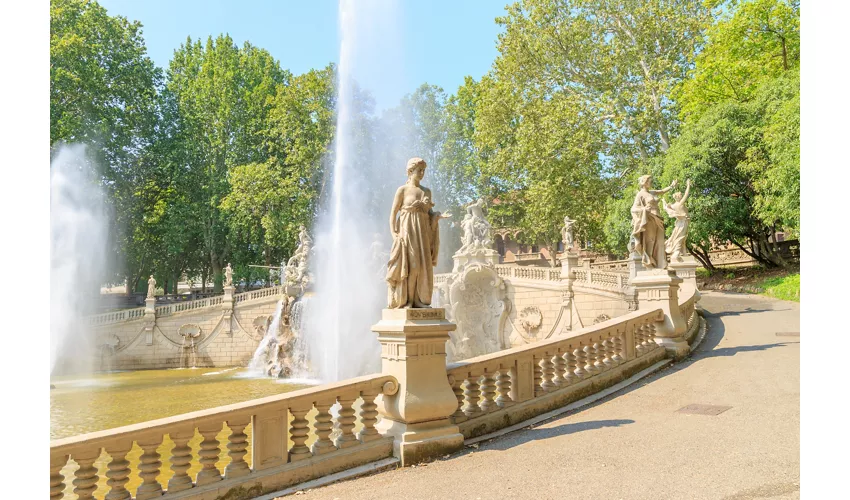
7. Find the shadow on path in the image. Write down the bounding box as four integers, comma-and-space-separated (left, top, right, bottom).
711, 307, 789, 318
480, 419, 635, 453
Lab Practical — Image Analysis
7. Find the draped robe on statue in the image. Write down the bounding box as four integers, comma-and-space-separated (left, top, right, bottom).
663, 200, 689, 258
631, 191, 668, 269
386, 198, 440, 308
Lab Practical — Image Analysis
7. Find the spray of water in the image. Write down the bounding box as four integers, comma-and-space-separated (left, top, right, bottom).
50, 144, 109, 376
301, 0, 405, 382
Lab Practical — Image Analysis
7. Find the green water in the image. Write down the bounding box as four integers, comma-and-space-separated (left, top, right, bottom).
51, 367, 313, 497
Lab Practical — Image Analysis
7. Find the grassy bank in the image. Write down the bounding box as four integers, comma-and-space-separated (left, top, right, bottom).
697, 265, 800, 302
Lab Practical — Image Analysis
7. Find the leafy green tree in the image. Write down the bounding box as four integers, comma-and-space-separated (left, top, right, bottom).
675, 0, 800, 120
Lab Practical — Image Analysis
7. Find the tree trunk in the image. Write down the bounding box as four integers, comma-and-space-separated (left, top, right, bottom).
689, 244, 715, 272
211, 255, 223, 293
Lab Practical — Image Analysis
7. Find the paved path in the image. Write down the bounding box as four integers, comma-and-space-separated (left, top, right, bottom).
292, 291, 800, 500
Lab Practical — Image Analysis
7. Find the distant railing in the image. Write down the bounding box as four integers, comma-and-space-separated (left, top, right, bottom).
50, 373, 399, 500
86, 307, 146, 326
436, 265, 627, 292
233, 285, 283, 304
156, 295, 224, 317
445, 307, 664, 434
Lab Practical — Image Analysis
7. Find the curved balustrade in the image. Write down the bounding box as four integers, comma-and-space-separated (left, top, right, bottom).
50, 373, 398, 500
156, 296, 224, 318
233, 286, 283, 304
446, 307, 664, 438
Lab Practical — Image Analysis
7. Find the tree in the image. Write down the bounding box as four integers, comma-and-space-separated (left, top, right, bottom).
675, 0, 800, 120
166, 35, 289, 291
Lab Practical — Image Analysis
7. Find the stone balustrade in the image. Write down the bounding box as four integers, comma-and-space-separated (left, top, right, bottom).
50, 373, 399, 500
155, 296, 224, 318
445, 307, 665, 439
234, 286, 283, 304
87, 307, 147, 326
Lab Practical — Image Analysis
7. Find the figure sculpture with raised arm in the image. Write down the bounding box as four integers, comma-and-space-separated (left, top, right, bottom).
662, 179, 692, 263
631, 175, 678, 270
386, 157, 451, 308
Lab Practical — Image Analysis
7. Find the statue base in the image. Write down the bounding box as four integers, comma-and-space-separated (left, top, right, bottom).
371, 308, 464, 465
667, 255, 700, 300
452, 248, 500, 273
631, 270, 689, 360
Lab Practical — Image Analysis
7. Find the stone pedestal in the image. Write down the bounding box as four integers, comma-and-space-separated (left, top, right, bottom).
452, 249, 500, 274
668, 255, 700, 301
631, 270, 689, 360
627, 252, 645, 283
371, 308, 464, 466
222, 285, 234, 334
559, 252, 579, 283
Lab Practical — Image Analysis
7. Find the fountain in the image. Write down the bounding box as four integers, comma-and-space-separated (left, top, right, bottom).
50, 144, 109, 376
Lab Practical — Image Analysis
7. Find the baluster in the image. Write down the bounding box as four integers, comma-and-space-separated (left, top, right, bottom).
634, 325, 646, 356
168, 426, 195, 493
136, 435, 164, 499
533, 356, 544, 396
646, 324, 658, 349
541, 353, 556, 392
358, 390, 381, 442
552, 351, 567, 387
564, 349, 579, 385
195, 422, 222, 485
479, 372, 497, 413
225, 416, 251, 478
641, 324, 653, 351
583, 344, 599, 376
288, 405, 312, 462
104, 441, 133, 500
50, 453, 69, 500
612, 334, 625, 364
449, 376, 468, 423
72, 447, 101, 500
312, 400, 337, 455
593, 342, 606, 372
335, 396, 359, 448
573, 347, 587, 379
463, 374, 482, 417
602, 340, 615, 370
495, 369, 514, 408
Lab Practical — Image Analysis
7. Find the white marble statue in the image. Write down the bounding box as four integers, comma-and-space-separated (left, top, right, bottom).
561, 216, 576, 251
224, 263, 233, 287
285, 225, 313, 288
147, 275, 156, 298
386, 157, 451, 308
631, 175, 678, 269
456, 198, 493, 255
662, 179, 692, 262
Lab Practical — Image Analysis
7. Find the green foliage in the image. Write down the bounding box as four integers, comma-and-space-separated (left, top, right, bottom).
676, 0, 800, 120
758, 273, 800, 302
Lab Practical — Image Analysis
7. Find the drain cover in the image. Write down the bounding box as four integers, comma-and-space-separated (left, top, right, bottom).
676, 404, 732, 416
776, 332, 800, 337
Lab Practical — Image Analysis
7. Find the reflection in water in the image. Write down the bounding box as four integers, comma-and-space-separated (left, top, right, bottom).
51, 367, 313, 497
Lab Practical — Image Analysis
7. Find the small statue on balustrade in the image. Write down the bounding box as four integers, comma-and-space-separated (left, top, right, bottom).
224, 263, 233, 287
386, 157, 451, 308
662, 179, 692, 262
630, 175, 678, 269
147, 275, 156, 298
457, 198, 493, 255
561, 216, 576, 252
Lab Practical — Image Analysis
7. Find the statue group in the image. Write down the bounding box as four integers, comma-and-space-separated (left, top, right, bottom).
457, 198, 492, 254
285, 225, 313, 289
630, 175, 692, 269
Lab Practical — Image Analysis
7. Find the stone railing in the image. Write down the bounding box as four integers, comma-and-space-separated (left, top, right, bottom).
493, 265, 561, 282
50, 373, 399, 500
86, 307, 146, 326
445, 307, 665, 439
588, 259, 629, 272
155, 295, 224, 318
234, 285, 283, 304
573, 268, 628, 291
679, 289, 699, 342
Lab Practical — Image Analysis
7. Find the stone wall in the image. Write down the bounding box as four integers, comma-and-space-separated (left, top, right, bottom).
90, 291, 281, 371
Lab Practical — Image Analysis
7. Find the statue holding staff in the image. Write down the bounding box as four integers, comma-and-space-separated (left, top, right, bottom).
386, 157, 451, 308
662, 179, 692, 262
630, 175, 678, 269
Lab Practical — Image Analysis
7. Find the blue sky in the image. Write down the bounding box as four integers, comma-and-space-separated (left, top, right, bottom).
98, 0, 509, 110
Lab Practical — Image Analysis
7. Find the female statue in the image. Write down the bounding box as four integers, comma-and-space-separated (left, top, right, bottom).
386, 157, 451, 308
662, 179, 692, 262
147, 275, 156, 298
561, 216, 575, 251
631, 175, 678, 269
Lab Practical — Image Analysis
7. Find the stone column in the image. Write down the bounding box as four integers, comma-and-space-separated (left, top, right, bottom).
372, 308, 464, 466
668, 255, 700, 302
559, 252, 579, 285
222, 285, 234, 334
631, 270, 689, 360
144, 296, 156, 345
